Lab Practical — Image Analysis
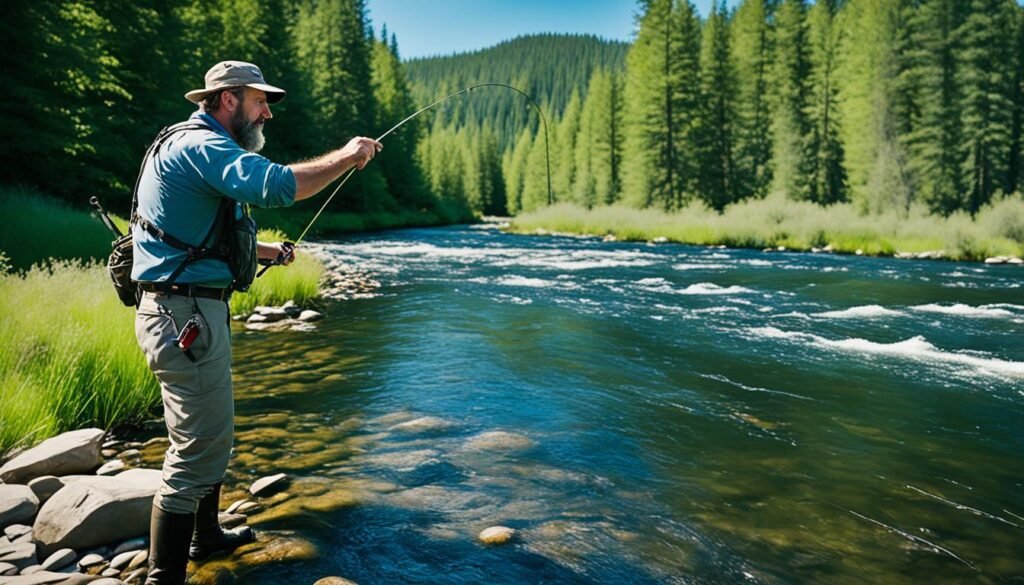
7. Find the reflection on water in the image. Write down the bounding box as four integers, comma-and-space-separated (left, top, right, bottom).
210, 225, 1022, 584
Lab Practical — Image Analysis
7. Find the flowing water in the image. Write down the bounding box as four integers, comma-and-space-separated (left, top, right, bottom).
214, 224, 1022, 584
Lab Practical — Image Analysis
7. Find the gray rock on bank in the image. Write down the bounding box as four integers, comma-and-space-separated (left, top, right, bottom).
0, 428, 105, 483
27, 477, 65, 506
249, 473, 289, 497
32, 469, 161, 556
0, 485, 39, 527
0, 541, 37, 570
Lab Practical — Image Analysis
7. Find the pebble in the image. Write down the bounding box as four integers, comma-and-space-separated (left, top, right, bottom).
298, 310, 323, 322
20, 565, 42, 575
314, 578, 358, 585
93, 579, 126, 585
249, 473, 289, 497
225, 499, 249, 514
122, 442, 144, 450
77, 553, 106, 571
247, 313, 269, 323
123, 567, 148, 584
119, 449, 141, 459
96, 460, 126, 476
142, 437, 169, 448
3, 525, 30, 541
126, 550, 148, 572
101, 567, 121, 577
101, 449, 119, 458
110, 549, 142, 571
0, 562, 16, 576
478, 526, 516, 545
40, 548, 76, 572
101, 440, 123, 450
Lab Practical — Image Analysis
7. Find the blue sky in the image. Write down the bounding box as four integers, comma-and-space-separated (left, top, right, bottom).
367, 0, 739, 60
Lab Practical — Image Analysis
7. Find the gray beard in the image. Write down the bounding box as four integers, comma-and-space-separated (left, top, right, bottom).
231, 110, 265, 152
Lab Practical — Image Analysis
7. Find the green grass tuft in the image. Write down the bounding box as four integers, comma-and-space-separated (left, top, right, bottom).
230, 228, 325, 316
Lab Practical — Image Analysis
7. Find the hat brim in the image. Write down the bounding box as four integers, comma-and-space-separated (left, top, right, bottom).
184, 83, 286, 104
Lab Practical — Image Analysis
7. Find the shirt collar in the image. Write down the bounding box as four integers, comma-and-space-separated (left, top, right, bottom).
190, 110, 233, 140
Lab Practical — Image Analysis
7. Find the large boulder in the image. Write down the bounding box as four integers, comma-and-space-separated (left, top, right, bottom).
0, 485, 39, 527
0, 429, 105, 484
32, 469, 160, 557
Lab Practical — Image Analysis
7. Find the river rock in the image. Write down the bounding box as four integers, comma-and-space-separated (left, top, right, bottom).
3, 525, 31, 542
125, 550, 147, 571
118, 449, 141, 460
0, 428, 105, 483
39, 548, 76, 572
77, 553, 106, 571
0, 485, 39, 526
109, 549, 142, 571
27, 476, 65, 505
0, 542, 37, 570
298, 310, 323, 322
389, 416, 454, 433
282, 300, 301, 317
0, 561, 17, 576
254, 306, 289, 322
235, 502, 263, 515
478, 526, 516, 545
21, 564, 43, 574
95, 460, 125, 476
249, 473, 288, 497
218, 513, 247, 529
33, 470, 160, 556
225, 499, 249, 514
92, 579, 124, 585
101, 567, 122, 577
122, 567, 147, 584
463, 431, 534, 453
314, 578, 358, 585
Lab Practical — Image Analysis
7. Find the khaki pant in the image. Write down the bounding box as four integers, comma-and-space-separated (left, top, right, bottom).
135, 291, 233, 515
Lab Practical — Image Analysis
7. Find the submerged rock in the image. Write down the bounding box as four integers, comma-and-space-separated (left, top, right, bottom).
314, 578, 359, 585
249, 473, 289, 497
463, 431, 534, 453
0, 428, 105, 483
298, 310, 323, 322
389, 416, 455, 433
478, 526, 516, 545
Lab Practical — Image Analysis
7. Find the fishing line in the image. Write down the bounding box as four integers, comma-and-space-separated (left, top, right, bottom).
293, 83, 552, 248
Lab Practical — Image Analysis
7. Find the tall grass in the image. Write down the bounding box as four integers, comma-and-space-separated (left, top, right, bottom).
0, 186, 118, 271
0, 260, 158, 455
510, 195, 1024, 261
230, 228, 325, 315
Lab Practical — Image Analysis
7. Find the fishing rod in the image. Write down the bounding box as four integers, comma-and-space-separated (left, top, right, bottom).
257, 82, 552, 277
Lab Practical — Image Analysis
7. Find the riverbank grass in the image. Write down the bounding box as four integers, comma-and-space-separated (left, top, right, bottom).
510, 196, 1024, 261
230, 228, 325, 316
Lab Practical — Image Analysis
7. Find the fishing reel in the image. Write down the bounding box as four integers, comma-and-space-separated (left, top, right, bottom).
257, 241, 295, 277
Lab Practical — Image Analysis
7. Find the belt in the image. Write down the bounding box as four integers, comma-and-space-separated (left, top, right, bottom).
139, 282, 232, 301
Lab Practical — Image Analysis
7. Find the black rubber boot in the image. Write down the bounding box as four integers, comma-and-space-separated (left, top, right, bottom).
144, 506, 195, 585
189, 482, 255, 561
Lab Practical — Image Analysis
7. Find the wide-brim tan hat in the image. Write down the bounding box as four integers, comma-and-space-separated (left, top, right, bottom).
185, 60, 286, 104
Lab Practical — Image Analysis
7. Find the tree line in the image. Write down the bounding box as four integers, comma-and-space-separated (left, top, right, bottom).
416, 0, 1024, 217
0, 0, 457, 222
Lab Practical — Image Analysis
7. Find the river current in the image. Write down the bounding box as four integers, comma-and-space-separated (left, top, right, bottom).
222, 224, 1022, 584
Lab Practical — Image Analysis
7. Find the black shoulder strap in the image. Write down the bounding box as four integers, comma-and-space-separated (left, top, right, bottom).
130, 119, 222, 287
129, 121, 210, 224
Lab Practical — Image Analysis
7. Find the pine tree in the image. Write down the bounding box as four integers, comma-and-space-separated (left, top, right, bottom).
905, 0, 968, 214
770, 0, 815, 200
804, 0, 847, 204
621, 0, 702, 210
503, 126, 534, 214
731, 0, 776, 199
574, 69, 624, 207
836, 0, 914, 212
553, 90, 583, 200
696, 1, 740, 210
371, 34, 431, 209
957, 0, 1018, 212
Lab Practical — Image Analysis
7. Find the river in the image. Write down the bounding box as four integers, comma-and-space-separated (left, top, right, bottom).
217, 224, 1022, 584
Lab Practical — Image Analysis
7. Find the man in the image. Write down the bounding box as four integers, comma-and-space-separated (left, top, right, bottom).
133, 60, 382, 585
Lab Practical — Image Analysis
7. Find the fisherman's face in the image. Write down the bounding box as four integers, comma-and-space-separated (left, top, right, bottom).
228, 87, 272, 152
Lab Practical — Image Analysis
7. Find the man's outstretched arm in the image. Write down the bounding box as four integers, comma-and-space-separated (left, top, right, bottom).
289, 136, 383, 201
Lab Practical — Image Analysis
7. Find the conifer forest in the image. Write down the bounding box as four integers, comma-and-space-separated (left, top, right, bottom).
2, 0, 1023, 226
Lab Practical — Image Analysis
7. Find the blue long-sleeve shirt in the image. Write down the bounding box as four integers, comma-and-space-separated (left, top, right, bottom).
131, 111, 297, 287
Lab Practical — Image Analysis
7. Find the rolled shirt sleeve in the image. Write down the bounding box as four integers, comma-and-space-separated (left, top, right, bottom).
188, 135, 296, 208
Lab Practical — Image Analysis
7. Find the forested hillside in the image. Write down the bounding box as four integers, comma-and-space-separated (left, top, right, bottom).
415, 0, 1024, 218
0, 0, 463, 232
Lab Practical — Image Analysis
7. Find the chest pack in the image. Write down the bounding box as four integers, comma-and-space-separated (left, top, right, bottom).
100, 121, 259, 307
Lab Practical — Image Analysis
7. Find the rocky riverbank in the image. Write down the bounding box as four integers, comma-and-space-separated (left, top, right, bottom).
0, 428, 371, 585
